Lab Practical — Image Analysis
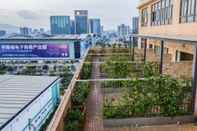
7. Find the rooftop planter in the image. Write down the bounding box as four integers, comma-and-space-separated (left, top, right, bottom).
79, 63, 93, 79
103, 76, 193, 127
64, 82, 90, 131
101, 58, 159, 79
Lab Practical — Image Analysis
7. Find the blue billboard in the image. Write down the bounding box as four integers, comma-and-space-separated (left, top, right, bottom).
0, 44, 69, 58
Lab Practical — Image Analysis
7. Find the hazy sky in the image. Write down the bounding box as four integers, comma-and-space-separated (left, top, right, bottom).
0, 0, 139, 30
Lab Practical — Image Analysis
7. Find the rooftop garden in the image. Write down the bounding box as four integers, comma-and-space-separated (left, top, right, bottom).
95, 47, 193, 126
61, 46, 194, 130
100, 53, 159, 78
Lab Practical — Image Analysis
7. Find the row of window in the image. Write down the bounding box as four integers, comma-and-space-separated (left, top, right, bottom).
151, 0, 173, 26
141, 0, 173, 27
141, 8, 149, 26
180, 0, 197, 23
141, 0, 197, 27
148, 44, 169, 54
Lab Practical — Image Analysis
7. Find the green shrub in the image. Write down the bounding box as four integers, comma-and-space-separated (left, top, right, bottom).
60, 66, 73, 88
102, 56, 159, 78
80, 63, 92, 79
143, 62, 160, 77
67, 108, 85, 122
103, 55, 132, 78
72, 82, 90, 106
65, 82, 90, 131
64, 120, 80, 131
104, 76, 192, 118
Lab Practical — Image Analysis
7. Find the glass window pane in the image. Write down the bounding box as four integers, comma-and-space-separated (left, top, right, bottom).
195, 0, 197, 21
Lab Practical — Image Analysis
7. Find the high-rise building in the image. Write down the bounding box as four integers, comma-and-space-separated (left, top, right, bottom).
89, 19, 101, 34
101, 25, 104, 33
132, 17, 139, 34
33, 29, 39, 34
50, 16, 71, 35
117, 24, 130, 38
0, 30, 6, 37
74, 10, 88, 34
70, 20, 76, 34
40, 28, 45, 34
20, 27, 30, 36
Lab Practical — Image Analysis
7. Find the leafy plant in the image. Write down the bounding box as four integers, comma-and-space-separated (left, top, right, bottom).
65, 82, 90, 131
67, 109, 85, 122
103, 55, 132, 78
143, 62, 160, 77
104, 76, 192, 118
60, 66, 73, 88
80, 63, 92, 79
72, 82, 90, 106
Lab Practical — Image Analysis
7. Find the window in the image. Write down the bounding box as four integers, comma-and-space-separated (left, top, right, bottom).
164, 47, 169, 54
180, 0, 188, 23
180, 0, 197, 23
166, 0, 173, 24
141, 8, 148, 26
195, 0, 197, 21
151, 0, 173, 26
156, 2, 161, 25
161, 0, 166, 24
151, 4, 157, 25
154, 45, 161, 55
149, 44, 153, 48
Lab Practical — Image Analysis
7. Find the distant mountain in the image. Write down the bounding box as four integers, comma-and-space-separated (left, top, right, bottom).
0, 24, 19, 34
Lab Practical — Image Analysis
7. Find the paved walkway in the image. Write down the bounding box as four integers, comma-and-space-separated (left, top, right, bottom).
84, 57, 104, 131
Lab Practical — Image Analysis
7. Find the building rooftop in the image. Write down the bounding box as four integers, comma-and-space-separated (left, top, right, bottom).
0, 34, 91, 41
0, 75, 59, 129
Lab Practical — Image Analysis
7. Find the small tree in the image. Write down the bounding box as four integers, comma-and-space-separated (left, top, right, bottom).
143, 62, 160, 77
60, 66, 73, 88
103, 55, 131, 78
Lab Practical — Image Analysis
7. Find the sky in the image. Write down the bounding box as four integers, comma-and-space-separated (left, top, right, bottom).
0, 0, 139, 31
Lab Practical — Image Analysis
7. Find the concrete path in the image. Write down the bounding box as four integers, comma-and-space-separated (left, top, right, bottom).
84, 57, 104, 131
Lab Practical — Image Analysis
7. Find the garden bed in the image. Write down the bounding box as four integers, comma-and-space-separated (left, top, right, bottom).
104, 115, 195, 127
64, 82, 91, 131
100, 55, 160, 79
79, 63, 93, 79
103, 76, 192, 124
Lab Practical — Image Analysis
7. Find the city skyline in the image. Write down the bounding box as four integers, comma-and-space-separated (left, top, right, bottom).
0, 0, 139, 31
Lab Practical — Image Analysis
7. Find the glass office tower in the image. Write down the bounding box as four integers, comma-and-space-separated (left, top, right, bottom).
50, 16, 71, 35
74, 10, 88, 34
132, 17, 139, 34
70, 20, 76, 34
89, 19, 101, 34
